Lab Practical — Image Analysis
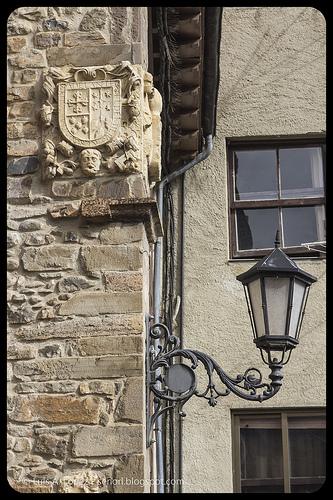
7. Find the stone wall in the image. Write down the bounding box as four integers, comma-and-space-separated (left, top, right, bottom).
7, 7, 160, 493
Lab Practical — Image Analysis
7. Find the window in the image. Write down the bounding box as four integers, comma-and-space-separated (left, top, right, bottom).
227, 138, 326, 258
232, 409, 326, 493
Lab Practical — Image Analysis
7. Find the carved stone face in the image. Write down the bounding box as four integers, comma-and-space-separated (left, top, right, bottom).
144, 73, 154, 96
79, 149, 102, 177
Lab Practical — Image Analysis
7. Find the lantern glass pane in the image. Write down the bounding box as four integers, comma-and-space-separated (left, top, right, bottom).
248, 278, 265, 337
264, 277, 290, 336
289, 279, 307, 338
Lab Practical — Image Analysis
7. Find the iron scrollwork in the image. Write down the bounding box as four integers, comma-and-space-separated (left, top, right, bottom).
146, 322, 283, 447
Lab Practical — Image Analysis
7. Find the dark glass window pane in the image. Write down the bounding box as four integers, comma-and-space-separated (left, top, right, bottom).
234, 150, 278, 200
280, 147, 324, 198
240, 428, 283, 480
236, 208, 279, 250
240, 418, 284, 494
282, 206, 325, 247
289, 416, 326, 493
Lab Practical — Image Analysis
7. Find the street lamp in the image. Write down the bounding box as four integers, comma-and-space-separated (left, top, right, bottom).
146, 232, 317, 446
236, 231, 317, 366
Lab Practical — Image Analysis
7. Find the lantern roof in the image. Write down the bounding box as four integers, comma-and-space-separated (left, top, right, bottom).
236, 248, 317, 285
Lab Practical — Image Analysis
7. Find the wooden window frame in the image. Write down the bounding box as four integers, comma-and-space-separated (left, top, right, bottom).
226, 137, 326, 259
232, 407, 326, 493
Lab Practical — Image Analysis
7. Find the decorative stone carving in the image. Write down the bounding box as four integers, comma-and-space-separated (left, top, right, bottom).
79, 149, 102, 177
58, 80, 121, 148
39, 62, 162, 184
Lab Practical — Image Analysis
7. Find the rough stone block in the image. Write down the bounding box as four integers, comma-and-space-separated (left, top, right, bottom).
7, 19, 33, 36
15, 381, 78, 394
69, 336, 142, 356
131, 8, 144, 42
81, 198, 110, 217
8, 176, 32, 202
7, 122, 23, 140
13, 437, 31, 452
7, 139, 37, 157
9, 395, 102, 424
104, 271, 143, 292
11, 70, 23, 84
48, 203, 80, 219
8, 156, 39, 175
13, 355, 143, 381
81, 245, 142, 272
63, 231, 80, 243
18, 454, 43, 467
79, 380, 121, 396
73, 425, 143, 456
8, 49, 46, 68
15, 314, 143, 340
14, 7, 47, 20
58, 470, 102, 493
99, 223, 144, 245
132, 42, 145, 65
109, 7, 128, 43
97, 177, 131, 198
58, 276, 94, 293
8, 478, 53, 493
19, 219, 43, 231
51, 181, 72, 198
64, 31, 107, 46
7, 36, 27, 53
34, 433, 68, 458
27, 467, 58, 481
79, 8, 107, 31
7, 344, 35, 360
7, 86, 34, 102
115, 377, 143, 423
8, 102, 35, 120
24, 233, 54, 246
7, 257, 20, 271
7, 306, 36, 324
42, 18, 69, 31
128, 174, 147, 197
35, 31, 61, 48
52, 179, 96, 198
22, 246, 78, 271
46, 44, 131, 67
7, 231, 21, 247
22, 69, 38, 83
58, 291, 142, 316
114, 454, 145, 493
7, 122, 38, 140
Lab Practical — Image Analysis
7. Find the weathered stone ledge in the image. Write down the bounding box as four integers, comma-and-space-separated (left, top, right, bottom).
58, 291, 142, 316
13, 355, 143, 381
13, 314, 144, 340
81, 198, 163, 242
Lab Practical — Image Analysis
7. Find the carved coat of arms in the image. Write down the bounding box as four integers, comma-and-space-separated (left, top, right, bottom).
39, 62, 162, 185
58, 80, 121, 148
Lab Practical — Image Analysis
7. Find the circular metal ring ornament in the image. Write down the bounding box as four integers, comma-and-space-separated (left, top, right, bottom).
164, 363, 196, 397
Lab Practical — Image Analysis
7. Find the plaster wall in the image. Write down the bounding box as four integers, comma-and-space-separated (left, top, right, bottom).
181, 7, 326, 493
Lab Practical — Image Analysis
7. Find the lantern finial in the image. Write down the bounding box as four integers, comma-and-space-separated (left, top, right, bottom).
274, 229, 281, 248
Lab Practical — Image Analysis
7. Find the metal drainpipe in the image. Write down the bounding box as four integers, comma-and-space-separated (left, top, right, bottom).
153, 134, 213, 493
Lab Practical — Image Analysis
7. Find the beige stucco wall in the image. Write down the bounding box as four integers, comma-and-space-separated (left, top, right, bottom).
181, 7, 326, 493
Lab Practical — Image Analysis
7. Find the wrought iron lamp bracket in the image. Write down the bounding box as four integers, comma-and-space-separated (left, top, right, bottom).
146, 320, 284, 447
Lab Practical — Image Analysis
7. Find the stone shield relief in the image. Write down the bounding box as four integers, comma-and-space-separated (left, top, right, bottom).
39, 62, 162, 185
58, 80, 122, 148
